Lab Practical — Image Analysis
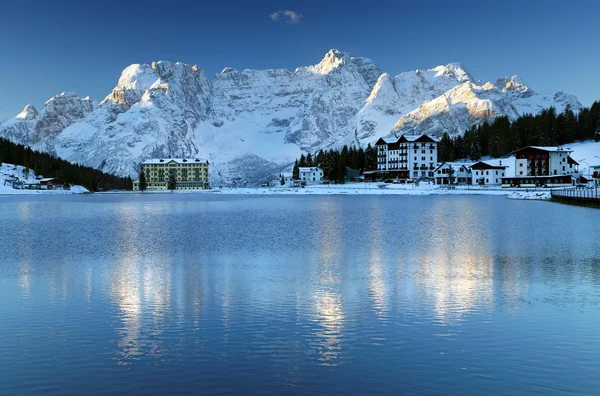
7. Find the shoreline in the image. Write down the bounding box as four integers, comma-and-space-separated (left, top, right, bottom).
123, 183, 553, 200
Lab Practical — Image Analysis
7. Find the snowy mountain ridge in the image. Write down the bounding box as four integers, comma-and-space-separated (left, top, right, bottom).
0, 50, 583, 185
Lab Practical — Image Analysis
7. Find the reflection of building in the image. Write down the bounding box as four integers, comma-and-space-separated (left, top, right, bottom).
133, 158, 209, 190
371, 134, 439, 181
502, 146, 578, 187
434, 162, 474, 185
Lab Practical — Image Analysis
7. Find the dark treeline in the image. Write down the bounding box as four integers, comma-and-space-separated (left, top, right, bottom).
439, 102, 600, 162
0, 137, 132, 191
293, 144, 377, 183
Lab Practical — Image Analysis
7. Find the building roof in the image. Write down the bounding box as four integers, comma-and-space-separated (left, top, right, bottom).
299, 167, 322, 172
375, 134, 440, 146
434, 162, 475, 172
143, 158, 208, 165
470, 161, 508, 170
513, 146, 572, 154
400, 134, 440, 143
281, 172, 292, 177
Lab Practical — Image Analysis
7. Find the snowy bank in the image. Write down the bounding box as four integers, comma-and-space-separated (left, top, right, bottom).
208, 183, 554, 199
0, 163, 88, 195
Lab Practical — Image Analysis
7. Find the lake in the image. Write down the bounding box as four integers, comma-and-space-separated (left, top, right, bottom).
1, 194, 599, 395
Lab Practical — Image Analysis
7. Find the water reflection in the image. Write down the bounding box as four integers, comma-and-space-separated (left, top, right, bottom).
417, 201, 494, 325
367, 201, 388, 319
311, 200, 344, 366
111, 203, 144, 363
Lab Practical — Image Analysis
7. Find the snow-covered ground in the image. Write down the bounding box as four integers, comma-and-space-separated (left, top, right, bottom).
567, 140, 600, 177
0, 163, 88, 195
201, 182, 551, 200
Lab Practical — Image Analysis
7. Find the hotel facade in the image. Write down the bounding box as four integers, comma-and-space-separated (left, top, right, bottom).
133, 158, 210, 190
371, 134, 439, 180
502, 146, 578, 187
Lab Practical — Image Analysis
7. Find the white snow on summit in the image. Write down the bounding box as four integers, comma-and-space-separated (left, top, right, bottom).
0, 50, 583, 184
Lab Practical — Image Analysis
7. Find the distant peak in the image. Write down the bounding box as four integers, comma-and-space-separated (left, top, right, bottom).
16, 104, 38, 119
221, 67, 238, 75
308, 49, 354, 75
431, 62, 473, 82
323, 48, 349, 60
496, 75, 532, 96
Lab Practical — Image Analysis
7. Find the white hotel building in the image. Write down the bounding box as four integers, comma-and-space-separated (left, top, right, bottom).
373, 134, 439, 180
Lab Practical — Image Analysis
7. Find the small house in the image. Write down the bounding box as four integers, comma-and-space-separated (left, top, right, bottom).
434, 162, 474, 185
39, 178, 65, 190
299, 167, 324, 183
470, 162, 507, 186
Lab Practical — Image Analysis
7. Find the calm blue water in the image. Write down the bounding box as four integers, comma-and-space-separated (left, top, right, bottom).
0, 194, 599, 395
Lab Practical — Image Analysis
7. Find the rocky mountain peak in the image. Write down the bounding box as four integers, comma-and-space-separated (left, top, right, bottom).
16, 104, 38, 120
496, 75, 533, 97
0, 51, 583, 185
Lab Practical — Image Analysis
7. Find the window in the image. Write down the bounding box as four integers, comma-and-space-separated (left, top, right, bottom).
496, 171, 498, 175
520, 163, 523, 167
486, 171, 489, 175
486, 179, 489, 183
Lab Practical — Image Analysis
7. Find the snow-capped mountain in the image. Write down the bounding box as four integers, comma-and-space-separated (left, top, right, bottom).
0, 92, 94, 147
0, 50, 582, 184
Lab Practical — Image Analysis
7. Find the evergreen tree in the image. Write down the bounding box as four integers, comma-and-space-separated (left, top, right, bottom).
139, 166, 147, 191
292, 160, 300, 180
299, 154, 306, 167
306, 153, 313, 166
447, 165, 455, 185
168, 171, 177, 190
280, 174, 285, 185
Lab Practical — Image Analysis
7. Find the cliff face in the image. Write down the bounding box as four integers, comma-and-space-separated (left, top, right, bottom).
0, 50, 582, 185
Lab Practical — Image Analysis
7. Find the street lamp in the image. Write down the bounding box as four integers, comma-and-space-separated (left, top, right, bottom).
578, 159, 591, 184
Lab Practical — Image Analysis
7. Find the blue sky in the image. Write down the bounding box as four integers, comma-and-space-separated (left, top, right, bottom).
1, 0, 599, 119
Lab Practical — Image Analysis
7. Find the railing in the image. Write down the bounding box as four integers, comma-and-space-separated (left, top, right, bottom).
551, 187, 600, 207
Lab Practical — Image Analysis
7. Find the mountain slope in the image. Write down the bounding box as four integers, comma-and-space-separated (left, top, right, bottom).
0, 50, 583, 184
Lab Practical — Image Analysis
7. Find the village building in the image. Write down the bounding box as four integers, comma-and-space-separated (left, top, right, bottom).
368, 134, 439, 181
434, 162, 474, 185
591, 164, 600, 180
39, 178, 65, 190
280, 172, 293, 184
299, 167, 324, 183
470, 161, 507, 186
133, 158, 209, 190
501, 146, 579, 187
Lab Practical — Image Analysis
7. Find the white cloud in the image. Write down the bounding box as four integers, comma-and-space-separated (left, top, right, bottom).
269, 10, 304, 24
